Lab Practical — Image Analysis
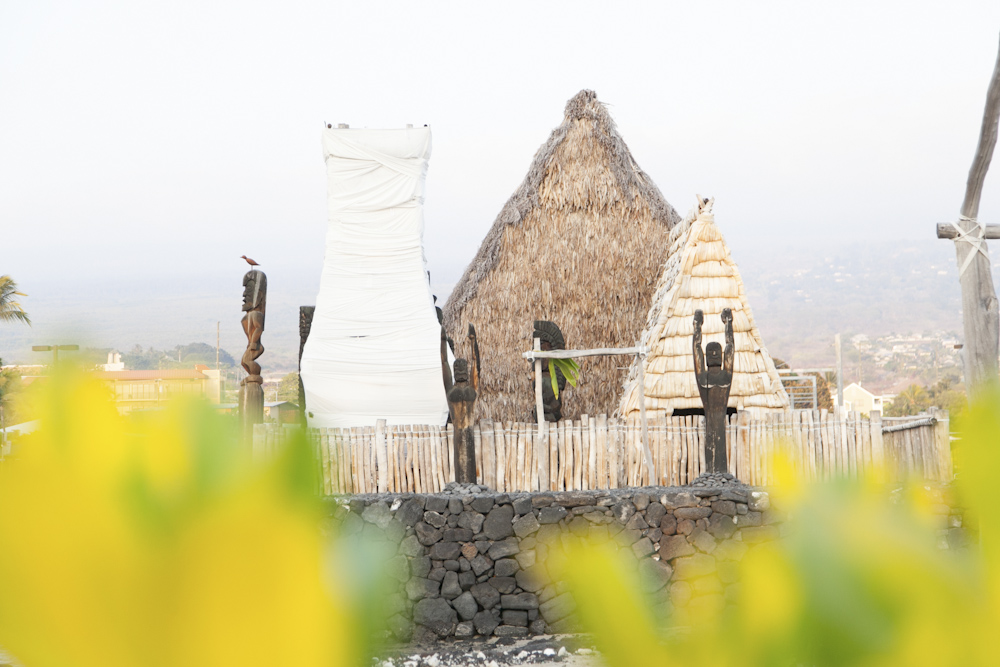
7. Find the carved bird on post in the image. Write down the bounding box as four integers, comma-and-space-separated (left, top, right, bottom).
241, 255, 260, 269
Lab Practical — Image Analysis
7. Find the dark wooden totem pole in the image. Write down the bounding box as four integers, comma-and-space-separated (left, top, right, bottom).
446, 324, 480, 483
693, 308, 734, 473
298, 305, 315, 425
241, 269, 267, 441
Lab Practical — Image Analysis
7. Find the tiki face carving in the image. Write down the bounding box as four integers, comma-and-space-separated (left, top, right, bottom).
705, 342, 723, 368
241, 270, 267, 377
453, 358, 469, 384
242, 270, 267, 313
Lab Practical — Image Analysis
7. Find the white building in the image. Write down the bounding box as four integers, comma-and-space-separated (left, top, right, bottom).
842, 382, 886, 415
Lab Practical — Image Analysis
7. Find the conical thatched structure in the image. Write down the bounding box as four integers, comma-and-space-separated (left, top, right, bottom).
444, 90, 681, 423
618, 198, 789, 418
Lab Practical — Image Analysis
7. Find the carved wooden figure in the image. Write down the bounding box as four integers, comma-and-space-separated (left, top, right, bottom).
447, 359, 477, 483
467, 323, 481, 393
532, 320, 567, 422
437, 304, 454, 394
241, 269, 267, 440
693, 308, 734, 473
298, 305, 315, 425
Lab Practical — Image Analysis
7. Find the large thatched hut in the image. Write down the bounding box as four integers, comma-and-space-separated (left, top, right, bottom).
444, 90, 681, 423
618, 197, 789, 419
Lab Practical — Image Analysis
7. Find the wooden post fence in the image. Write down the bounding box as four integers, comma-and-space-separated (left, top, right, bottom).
254, 409, 952, 494
523, 344, 653, 483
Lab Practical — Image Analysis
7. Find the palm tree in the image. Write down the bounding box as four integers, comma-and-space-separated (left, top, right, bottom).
0, 370, 17, 446
885, 384, 929, 417
0, 275, 30, 325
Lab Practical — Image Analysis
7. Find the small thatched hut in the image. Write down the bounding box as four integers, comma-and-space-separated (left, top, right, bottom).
444, 90, 681, 423
618, 197, 789, 419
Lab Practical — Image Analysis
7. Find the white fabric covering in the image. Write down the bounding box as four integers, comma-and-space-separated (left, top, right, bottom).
300, 126, 449, 428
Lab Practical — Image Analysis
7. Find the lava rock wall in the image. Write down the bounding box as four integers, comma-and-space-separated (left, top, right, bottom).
327, 484, 785, 641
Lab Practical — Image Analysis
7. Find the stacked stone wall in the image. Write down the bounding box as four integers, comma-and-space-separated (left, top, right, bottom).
327, 484, 786, 641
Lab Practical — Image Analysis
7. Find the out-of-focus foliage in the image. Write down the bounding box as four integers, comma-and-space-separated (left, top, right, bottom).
0, 367, 22, 425
0, 369, 373, 667
560, 389, 1000, 667
885, 375, 967, 418
0, 367, 38, 427
278, 372, 301, 403
123, 343, 235, 370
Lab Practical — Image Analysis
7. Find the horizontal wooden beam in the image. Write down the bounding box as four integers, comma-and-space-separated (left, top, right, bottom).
936, 222, 1000, 239
882, 417, 936, 433
523, 346, 646, 361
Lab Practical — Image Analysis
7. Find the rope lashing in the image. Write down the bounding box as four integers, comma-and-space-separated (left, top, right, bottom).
950, 216, 991, 277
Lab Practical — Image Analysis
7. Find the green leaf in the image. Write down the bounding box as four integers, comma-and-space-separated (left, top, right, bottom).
546, 358, 581, 399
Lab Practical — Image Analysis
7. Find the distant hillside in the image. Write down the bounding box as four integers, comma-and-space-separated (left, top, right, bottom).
1, 239, 989, 385
736, 238, 978, 371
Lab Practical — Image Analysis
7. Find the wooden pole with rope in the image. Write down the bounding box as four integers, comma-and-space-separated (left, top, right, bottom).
936, 33, 1000, 399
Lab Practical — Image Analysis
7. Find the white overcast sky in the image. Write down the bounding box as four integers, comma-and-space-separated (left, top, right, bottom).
2, 1, 1000, 355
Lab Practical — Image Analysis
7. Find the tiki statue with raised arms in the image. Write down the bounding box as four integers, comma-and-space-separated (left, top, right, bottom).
693, 307, 734, 473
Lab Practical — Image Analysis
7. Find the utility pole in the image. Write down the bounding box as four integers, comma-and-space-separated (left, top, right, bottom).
216, 321, 220, 371
835, 333, 844, 408
936, 33, 1000, 400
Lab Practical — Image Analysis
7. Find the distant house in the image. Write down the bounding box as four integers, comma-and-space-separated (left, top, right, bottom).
1, 419, 40, 452
94, 365, 222, 414
265, 401, 298, 424
102, 351, 125, 371
842, 383, 885, 415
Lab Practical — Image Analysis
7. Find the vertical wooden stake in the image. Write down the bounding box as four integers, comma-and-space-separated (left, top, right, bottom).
596, 414, 607, 489
534, 337, 545, 431
931, 408, 953, 481
636, 351, 653, 485
375, 419, 388, 493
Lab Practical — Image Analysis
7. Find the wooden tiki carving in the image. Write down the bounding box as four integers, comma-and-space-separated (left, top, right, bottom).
298, 305, 315, 425
447, 359, 477, 483
532, 320, 567, 422
446, 325, 481, 483
693, 308, 734, 473
241, 269, 267, 440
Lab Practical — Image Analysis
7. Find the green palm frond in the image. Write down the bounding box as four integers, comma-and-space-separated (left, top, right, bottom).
548, 358, 581, 398
0, 275, 31, 325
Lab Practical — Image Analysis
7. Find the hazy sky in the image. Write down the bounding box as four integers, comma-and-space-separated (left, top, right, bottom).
2, 1, 1000, 361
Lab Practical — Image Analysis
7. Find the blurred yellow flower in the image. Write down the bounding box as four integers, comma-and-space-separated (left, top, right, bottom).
0, 371, 365, 667
561, 390, 1000, 667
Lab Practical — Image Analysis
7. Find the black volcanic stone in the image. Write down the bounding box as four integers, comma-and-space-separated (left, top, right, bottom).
471, 497, 495, 513
425, 496, 449, 513
415, 522, 442, 546
489, 576, 517, 594
444, 528, 474, 542
429, 541, 461, 560
471, 582, 500, 610
473, 609, 500, 635
483, 505, 515, 540
413, 597, 457, 637
538, 506, 568, 524
513, 496, 533, 515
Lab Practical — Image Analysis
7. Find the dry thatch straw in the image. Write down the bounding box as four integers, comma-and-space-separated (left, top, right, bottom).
618, 197, 789, 419
444, 90, 680, 423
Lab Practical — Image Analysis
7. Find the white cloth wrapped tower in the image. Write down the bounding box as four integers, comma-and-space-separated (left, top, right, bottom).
300, 126, 449, 428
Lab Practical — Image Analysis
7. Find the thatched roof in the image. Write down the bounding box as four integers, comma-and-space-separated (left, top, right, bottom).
443, 90, 680, 423
618, 198, 789, 418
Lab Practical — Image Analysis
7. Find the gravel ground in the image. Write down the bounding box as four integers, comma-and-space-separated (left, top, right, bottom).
374, 634, 604, 667
0, 637, 604, 667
